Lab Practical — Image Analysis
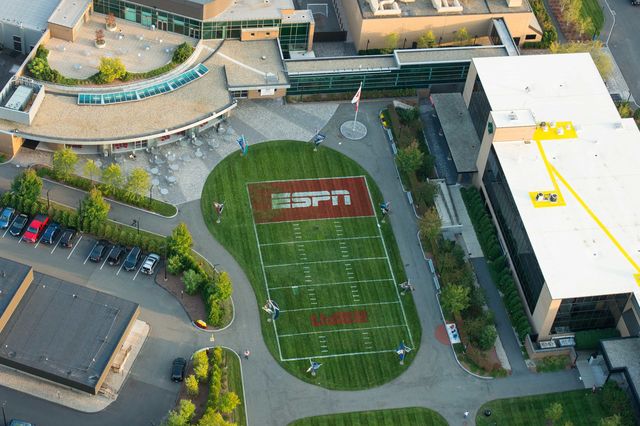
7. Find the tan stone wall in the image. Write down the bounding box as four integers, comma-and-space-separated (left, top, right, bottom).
462, 62, 477, 106
524, 334, 577, 361
247, 88, 286, 99
202, 0, 234, 20
49, 24, 75, 42
493, 125, 536, 142
344, 4, 540, 50
241, 27, 279, 41
531, 283, 561, 338
0, 268, 33, 333
0, 132, 23, 157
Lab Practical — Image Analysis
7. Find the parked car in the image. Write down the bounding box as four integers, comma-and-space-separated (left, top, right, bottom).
22, 214, 49, 243
9, 420, 35, 426
140, 253, 160, 275
0, 207, 15, 229
40, 222, 61, 245
123, 246, 142, 271
107, 245, 125, 266
9, 214, 29, 237
171, 357, 187, 382
89, 240, 109, 262
59, 228, 77, 248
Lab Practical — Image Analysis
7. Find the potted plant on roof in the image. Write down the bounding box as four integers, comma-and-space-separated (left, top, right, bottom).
105, 13, 117, 32
95, 29, 106, 48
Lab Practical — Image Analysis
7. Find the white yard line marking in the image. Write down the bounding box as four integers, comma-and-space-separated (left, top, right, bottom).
363, 179, 415, 348
67, 235, 82, 259
260, 236, 379, 246
279, 324, 406, 338
269, 278, 393, 290
263, 256, 387, 268
281, 349, 398, 362
280, 301, 399, 313
256, 214, 375, 225
246, 185, 285, 361
84, 241, 98, 264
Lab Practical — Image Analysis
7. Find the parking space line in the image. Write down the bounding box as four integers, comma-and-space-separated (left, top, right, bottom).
34, 237, 41, 248
100, 247, 113, 270
2, 216, 18, 238
84, 240, 97, 264
17, 237, 23, 245
68, 235, 82, 259
51, 238, 61, 254
116, 259, 126, 276
133, 264, 142, 281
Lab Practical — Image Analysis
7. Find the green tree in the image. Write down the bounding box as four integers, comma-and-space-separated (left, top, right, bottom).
11, 169, 42, 204
83, 159, 101, 184
417, 30, 436, 48
183, 269, 205, 295
197, 409, 233, 426
455, 27, 470, 46
168, 223, 193, 257
544, 402, 563, 425
185, 374, 199, 397
477, 324, 498, 350
218, 391, 241, 414
166, 399, 196, 426
599, 415, 621, 426
397, 141, 425, 175
415, 180, 438, 207
193, 350, 209, 381
52, 147, 78, 180
125, 167, 150, 197
617, 102, 633, 118
440, 284, 470, 317
173, 42, 194, 63
80, 188, 110, 227
102, 163, 124, 193
381, 33, 399, 54
549, 41, 612, 80
215, 272, 233, 301
166, 254, 184, 275
97, 57, 126, 83
418, 207, 442, 249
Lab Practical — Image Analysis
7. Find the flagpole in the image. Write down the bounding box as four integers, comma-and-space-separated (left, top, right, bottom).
352, 82, 362, 131
352, 103, 359, 131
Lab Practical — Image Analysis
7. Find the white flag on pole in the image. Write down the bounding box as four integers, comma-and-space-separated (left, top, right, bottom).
351, 82, 362, 112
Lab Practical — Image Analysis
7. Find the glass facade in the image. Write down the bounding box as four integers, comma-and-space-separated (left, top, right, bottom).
93, 0, 311, 51
468, 75, 492, 140
552, 293, 630, 333
482, 147, 546, 313
287, 62, 469, 95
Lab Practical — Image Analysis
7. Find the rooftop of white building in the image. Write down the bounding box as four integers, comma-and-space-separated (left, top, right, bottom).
473, 53, 640, 301
0, 0, 60, 32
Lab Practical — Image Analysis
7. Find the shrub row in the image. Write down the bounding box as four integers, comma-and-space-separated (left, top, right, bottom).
0, 191, 164, 252
528, 0, 558, 48
574, 328, 620, 351
461, 187, 532, 341
285, 88, 417, 104
37, 166, 176, 217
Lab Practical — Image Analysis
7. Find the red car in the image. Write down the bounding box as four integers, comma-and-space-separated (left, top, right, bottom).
22, 214, 49, 243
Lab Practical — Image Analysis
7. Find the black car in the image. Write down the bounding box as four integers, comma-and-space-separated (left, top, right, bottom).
108, 245, 125, 266
123, 246, 142, 271
40, 222, 61, 245
171, 357, 187, 382
89, 240, 109, 262
9, 214, 28, 237
59, 228, 77, 248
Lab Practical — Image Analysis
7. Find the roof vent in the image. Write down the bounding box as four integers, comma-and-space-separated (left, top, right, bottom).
549, 193, 558, 203
508, 111, 518, 121
261, 55, 266, 60
264, 0, 270, 4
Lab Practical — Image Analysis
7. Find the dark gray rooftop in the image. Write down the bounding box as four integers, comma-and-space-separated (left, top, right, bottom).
285, 55, 397, 75
395, 46, 508, 65
356, 0, 531, 18
432, 93, 481, 173
0, 272, 139, 393
601, 338, 640, 394
0, 258, 31, 317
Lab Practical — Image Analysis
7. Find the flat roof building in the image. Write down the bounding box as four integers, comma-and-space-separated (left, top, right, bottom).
0, 258, 140, 394
462, 53, 640, 341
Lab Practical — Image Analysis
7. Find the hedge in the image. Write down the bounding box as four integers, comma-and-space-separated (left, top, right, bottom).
461, 186, 532, 341
528, 0, 558, 48
575, 328, 620, 351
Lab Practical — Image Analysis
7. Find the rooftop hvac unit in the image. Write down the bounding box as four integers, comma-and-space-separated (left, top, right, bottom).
508, 111, 518, 121
549, 193, 558, 202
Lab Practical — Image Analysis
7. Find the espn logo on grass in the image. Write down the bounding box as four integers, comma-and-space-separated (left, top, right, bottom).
271, 190, 351, 210
248, 176, 374, 223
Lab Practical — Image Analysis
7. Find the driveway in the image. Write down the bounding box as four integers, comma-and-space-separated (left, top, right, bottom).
603, 0, 640, 102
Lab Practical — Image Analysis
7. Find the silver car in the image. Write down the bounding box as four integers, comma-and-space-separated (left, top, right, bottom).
140, 253, 160, 274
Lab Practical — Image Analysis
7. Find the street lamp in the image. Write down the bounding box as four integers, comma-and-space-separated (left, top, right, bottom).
46, 188, 51, 210
403, 37, 407, 49
163, 243, 168, 281
148, 184, 154, 206
2, 400, 7, 426
366, 39, 370, 53
132, 218, 140, 234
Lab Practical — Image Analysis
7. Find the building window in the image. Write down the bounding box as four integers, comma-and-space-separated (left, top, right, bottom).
266, 32, 271, 36
552, 293, 630, 333
468, 75, 491, 140
251, 32, 255, 36
525, 34, 537, 40
13, 36, 22, 52
231, 90, 248, 98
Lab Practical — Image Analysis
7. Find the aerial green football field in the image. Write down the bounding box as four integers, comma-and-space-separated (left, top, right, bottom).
201, 141, 421, 389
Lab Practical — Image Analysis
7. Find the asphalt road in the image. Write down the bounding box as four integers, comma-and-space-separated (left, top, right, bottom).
606, 0, 640, 101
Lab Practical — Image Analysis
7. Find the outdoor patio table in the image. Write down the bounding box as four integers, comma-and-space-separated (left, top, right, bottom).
195, 149, 203, 159
193, 139, 203, 147
169, 163, 180, 171
160, 188, 169, 196
151, 178, 160, 186
150, 167, 159, 175
166, 176, 177, 184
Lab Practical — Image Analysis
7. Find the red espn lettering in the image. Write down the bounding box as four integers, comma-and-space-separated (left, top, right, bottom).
310, 310, 368, 327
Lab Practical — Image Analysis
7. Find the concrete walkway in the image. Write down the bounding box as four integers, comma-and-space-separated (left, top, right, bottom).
418, 98, 458, 185
0, 100, 584, 426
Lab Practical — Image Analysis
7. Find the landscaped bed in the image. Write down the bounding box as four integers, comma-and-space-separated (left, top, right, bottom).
200, 141, 422, 390
288, 407, 447, 426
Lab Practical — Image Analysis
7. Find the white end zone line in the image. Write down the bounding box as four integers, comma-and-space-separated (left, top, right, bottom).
246, 184, 285, 362
279, 324, 407, 338
255, 214, 376, 226
260, 235, 380, 246
247, 175, 368, 185
363, 179, 415, 348
268, 278, 393, 290
263, 256, 387, 268
280, 300, 400, 313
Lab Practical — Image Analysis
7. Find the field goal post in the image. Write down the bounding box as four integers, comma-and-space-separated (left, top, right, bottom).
307, 3, 329, 17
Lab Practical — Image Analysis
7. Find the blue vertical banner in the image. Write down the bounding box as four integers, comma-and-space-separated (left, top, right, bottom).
237, 135, 248, 155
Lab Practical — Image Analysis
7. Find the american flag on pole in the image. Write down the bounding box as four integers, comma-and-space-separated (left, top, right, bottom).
351, 82, 362, 112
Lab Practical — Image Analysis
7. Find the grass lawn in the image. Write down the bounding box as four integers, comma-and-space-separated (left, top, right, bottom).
476, 390, 609, 425
224, 348, 247, 426
201, 141, 422, 389
288, 407, 448, 426
580, 0, 604, 36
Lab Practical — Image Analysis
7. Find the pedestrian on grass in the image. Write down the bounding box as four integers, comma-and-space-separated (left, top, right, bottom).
244, 349, 251, 360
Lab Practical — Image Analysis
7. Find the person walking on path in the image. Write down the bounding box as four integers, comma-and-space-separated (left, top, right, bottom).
463, 411, 469, 419
243, 349, 251, 360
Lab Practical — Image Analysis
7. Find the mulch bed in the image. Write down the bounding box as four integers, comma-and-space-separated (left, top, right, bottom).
177, 365, 209, 418
155, 267, 208, 325
548, 0, 592, 41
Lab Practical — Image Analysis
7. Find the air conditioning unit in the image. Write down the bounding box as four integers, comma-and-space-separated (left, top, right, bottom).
103, 150, 109, 157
